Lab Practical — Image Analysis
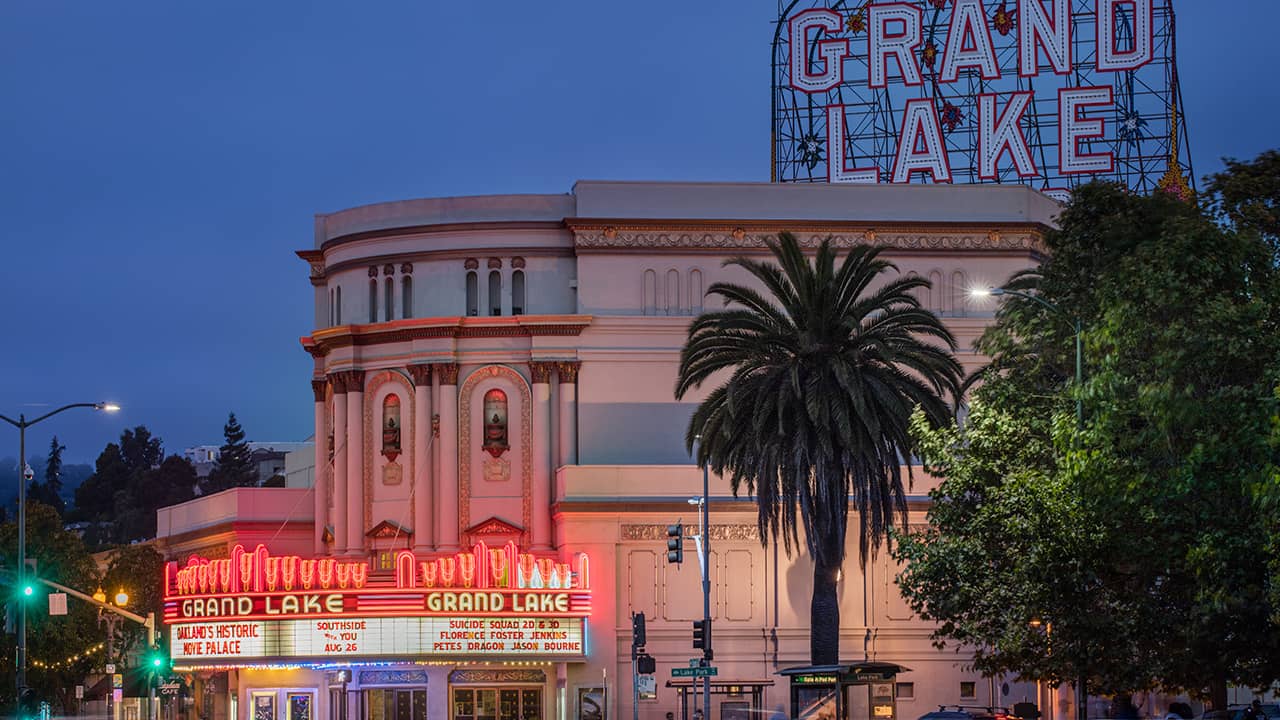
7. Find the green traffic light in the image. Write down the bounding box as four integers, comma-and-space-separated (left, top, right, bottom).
22, 586, 32, 597
152, 657, 162, 668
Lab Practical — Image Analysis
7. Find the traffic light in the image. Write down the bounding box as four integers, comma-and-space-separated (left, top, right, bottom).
630, 612, 647, 649
636, 653, 656, 675
692, 619, 711, 654
147, 643, 171, 679
666, 523, 683, 564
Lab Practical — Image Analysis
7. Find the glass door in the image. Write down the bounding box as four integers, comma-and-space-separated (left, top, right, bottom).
452, 688, 541, 720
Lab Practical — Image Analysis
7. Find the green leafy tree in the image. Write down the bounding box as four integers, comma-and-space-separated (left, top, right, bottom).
894, 178, 1280, 707
0, 503, 101, 713
1206, 149, 1280, 254
203, 412, 255, 493
675, 232, 962, 664
100, 544, 165, 660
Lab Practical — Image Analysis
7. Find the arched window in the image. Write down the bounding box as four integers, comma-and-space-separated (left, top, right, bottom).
384, 277, 394, 322
466, 272, 478, 316
511, 270, 525, 316
642, 270, 657, 315
928, 270, 944, 313
482, 389, 509, 457
488, 271, 502, 316
382, 394, 402, 460
665, 269, 680, 315
952, 271, 968, 317
369, 279, 378, 323
688, 269, 704, 315
402, 276, 413, 319
335, 286, 342, 324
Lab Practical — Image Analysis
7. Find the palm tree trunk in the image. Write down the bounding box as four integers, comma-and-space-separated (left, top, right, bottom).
811, 555, 841, 665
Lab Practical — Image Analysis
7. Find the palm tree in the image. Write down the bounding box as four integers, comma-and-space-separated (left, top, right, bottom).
675, 232, 962, 665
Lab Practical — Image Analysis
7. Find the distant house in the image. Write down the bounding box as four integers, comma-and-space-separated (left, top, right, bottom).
181, 441, 313, 485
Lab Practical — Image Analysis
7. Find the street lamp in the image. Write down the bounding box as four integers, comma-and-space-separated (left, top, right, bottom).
0, 401, 120, 713
970, 288, 1082, 431
95, 587, 129, 720
973, 286, 1088, 720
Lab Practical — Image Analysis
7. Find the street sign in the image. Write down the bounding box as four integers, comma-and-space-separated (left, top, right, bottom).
105, 663, 115, 674
48, 593, 67, 616
671, 666, 718, 678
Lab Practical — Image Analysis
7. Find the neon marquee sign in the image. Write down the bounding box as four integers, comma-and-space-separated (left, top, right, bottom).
163, 542, 591, 665
772, 0, 1192, 198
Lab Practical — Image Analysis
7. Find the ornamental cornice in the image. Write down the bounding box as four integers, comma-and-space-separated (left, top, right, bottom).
567, 219, 1047, 254
406, 363, 434, 387
555, 361, 581, 384
621, 524, 760, 541
296, 249, 326, 286
528, 361, 556, 384
301, 316, 592, 355
310, 377, 328, 402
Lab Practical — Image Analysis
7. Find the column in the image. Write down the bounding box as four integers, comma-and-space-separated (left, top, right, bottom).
330, 375, 349, 555
344, 370, 366, 556
435, 363, 461, 551
408, 364, 435, 553
529, 362, 555, 550
311, 378, 329, 555
557, 361, 580, 467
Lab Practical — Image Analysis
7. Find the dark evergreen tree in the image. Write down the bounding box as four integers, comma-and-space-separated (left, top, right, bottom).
204, 412, 256, 493
32, 435, 67, 513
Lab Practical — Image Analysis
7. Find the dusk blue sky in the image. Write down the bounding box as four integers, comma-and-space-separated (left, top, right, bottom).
2, 1, 1277, 464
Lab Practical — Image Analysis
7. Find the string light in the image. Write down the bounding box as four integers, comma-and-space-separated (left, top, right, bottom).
31, 642, 106, 670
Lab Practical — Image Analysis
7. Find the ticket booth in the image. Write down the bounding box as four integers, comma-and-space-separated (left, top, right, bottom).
780, 663, 908, 720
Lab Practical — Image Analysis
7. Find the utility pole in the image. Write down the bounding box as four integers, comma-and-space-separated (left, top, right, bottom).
695, 438, 711, 720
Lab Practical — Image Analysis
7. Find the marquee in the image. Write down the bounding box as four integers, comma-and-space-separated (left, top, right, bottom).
772, 0, 1191, 198
163, 542, 591, 666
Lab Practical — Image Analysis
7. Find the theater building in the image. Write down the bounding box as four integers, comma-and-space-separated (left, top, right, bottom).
155, 181, 1061, 720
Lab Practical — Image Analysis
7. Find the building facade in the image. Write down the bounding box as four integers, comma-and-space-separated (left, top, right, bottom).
156, 181, 1065, 720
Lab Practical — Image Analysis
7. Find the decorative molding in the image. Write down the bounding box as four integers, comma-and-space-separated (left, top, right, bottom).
365, 519, 411, 539
449, 669, 545, 684
487, 257, 503, 269
458, 365, 532, 545
363, 369, 414, 535
464, 258, 479, 270
436, 363, 460, 385
511, 257, 526, 269
383, 263, 395, 276
359, 669, 427, 685
400, 262, 414, 274
333, 370, 366, 394
368, 266, 379, 277
569, 221, 1047, 254
303, 318, 591, 355
407, 364, 434, 387
296, 250, 326, 286
621, 524, 760, 541
528, 361, 555, 384
556, 361, 581, 384
311, 378, 328, 403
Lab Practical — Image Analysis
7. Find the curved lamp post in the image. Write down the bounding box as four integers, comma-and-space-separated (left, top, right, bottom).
94, 587, 129, 720
0, 402, 120, 711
